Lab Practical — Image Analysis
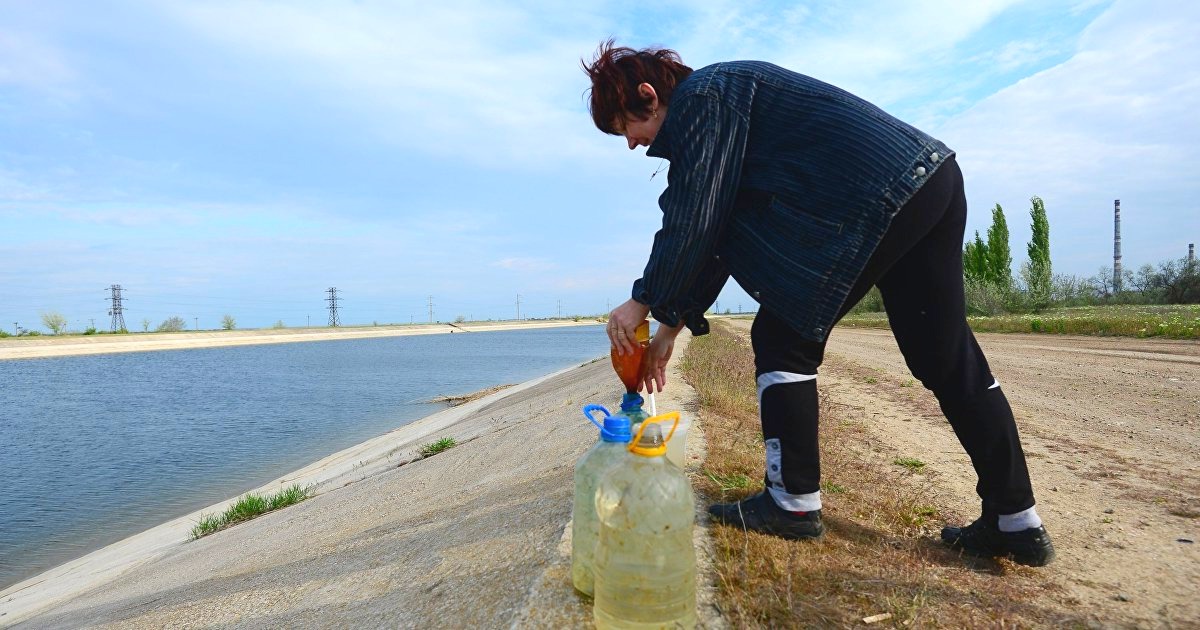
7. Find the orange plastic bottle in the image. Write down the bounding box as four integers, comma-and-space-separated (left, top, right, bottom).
610, 321, 650, 393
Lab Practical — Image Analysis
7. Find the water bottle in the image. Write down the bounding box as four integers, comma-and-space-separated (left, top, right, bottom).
610, 320, 650, 393
593, 412, 696, 629
572, 404, 634, 597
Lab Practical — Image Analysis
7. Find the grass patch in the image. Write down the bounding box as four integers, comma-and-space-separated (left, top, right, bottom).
681, 320, 1082, 628
419, 437, 457, 458
893, 457, 927, 472
190, 484, 312, 540
705, 470, 753, 491
429, 384, 515, 407
841, 304, 1200, 338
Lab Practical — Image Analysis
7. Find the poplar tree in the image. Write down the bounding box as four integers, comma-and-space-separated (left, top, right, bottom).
985, 203, 1012, 288
963, 231, 989, 283
1024, 195, 1052, 309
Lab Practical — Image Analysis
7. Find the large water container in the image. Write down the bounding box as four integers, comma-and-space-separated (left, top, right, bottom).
572, 404, 633, 596
593, 412, 696, 629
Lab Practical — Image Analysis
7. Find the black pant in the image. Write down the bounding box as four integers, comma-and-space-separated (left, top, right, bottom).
751, 156, 1036, 517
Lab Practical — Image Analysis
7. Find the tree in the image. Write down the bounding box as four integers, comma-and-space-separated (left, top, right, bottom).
221, 314, 236, 330
1151, 257, 1200, 304
157, 316, 187, 332
141, 318, 151, 332
963, 231, 989, 283
985, 203, 1012, 288
1025, 196, 1052, 310
41, 311, 68, 335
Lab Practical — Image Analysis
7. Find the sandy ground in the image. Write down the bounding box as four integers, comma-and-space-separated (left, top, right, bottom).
0, 337, 725, 628
0, 320, 602, 361
729, 320, 1199, 627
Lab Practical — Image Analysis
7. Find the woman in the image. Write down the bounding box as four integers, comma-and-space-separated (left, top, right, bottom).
585, 41, 1054, 566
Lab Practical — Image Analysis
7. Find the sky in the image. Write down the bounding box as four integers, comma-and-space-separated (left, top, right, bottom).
2, 0, 1197, 332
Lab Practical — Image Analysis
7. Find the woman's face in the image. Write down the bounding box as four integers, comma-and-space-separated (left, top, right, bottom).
616, 113, 664, 150
614, 82, 664, 151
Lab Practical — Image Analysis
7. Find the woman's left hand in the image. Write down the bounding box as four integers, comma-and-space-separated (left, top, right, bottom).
607, 299, 650, 355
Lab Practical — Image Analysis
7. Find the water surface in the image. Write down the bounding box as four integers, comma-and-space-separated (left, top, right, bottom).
0, 325, 606, 589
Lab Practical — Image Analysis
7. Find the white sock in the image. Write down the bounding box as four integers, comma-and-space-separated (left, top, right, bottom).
768, 488, 822, 513
998, 506, 1042, 532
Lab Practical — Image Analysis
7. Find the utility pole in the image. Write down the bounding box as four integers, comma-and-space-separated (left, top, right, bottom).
12, 322, 17, 335
90, 318, 95, 330
326, 287, 341, 327
428, 295, 434, 323
194, 317, 199, 330
307, 315, 310, 327
107, 284, 126, 332
1113, 199, 1122, 292
516, 293, 522, 321
557, 299, 562, 318
715, 300, 720, 314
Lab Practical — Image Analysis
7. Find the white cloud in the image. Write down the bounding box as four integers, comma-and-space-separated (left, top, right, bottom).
936, 0, 1200, 270
159, 2, 615, 169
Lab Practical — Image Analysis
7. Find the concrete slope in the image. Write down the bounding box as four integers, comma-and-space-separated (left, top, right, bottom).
5, 343, 724, 628
7, 358, 610, 628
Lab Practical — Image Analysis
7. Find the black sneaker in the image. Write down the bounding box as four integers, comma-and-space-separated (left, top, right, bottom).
707, 492, 824, 540
941, 517, 1056, 566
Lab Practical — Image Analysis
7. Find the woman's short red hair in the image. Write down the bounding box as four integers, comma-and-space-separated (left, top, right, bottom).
582, 39, 693, 135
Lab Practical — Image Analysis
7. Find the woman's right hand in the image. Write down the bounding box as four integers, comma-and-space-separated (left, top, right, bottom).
642, 323, 684, 393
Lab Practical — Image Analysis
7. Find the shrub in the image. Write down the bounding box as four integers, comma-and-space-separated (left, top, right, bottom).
157, 316, 187, 332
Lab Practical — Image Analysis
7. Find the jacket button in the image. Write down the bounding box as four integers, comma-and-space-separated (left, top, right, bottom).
915, 166, 927, 177
714, 255, 720, 261
930, 152, 940, 163
752, 291, 761, 299
813, 327, 824, 335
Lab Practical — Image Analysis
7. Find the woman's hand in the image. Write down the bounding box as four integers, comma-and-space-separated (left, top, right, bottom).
607, 299, 651, 355
642, 322, 684, 393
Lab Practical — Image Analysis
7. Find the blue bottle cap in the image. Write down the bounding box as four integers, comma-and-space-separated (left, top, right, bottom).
600, 415, 632, 443
620, 392, 644, 412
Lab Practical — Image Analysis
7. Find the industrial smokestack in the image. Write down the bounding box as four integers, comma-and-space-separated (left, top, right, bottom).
1190, 243, 1195, 263
1113, 200, 1122, 292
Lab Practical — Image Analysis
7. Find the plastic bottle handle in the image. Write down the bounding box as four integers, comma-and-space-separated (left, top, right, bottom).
628, 411, 681, 455
582, 404, 612, 431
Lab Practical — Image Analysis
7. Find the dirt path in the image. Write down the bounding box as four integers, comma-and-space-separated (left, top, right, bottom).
728, 321, 1199, 627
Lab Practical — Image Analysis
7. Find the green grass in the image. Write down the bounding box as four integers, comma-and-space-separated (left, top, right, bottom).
419, 437, 457, 458
190, 484, 312, 540
893, 457, 927, 472
820, 481, 847, 494
705, 469, 752, 491
841, 304, 1200, 338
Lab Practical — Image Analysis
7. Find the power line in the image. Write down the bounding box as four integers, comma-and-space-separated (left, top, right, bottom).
326, 287, 341, 327
107, 284, 126, 332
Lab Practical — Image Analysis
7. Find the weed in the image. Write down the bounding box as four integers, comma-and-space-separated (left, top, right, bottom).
190, 484, 312, 540
901, 378, 915, 388
865, 377, 878, 384
420, 437, 457, 458
894, 457, 927, 472
820, 481, 847, 494
705, 470, 752, 491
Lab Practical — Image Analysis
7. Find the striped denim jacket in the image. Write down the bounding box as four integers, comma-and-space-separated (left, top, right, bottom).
632, 61, 953, 342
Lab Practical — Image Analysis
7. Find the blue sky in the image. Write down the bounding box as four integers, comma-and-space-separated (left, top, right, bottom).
2, 0, 1197, 331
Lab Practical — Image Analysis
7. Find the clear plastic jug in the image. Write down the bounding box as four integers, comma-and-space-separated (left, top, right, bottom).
572, 404, 633, 597
593, 412, 696, 629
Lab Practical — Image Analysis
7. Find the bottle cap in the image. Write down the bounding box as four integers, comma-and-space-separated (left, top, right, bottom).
600, 415, 632, 443
630, 422, 665, 456
620, 392, 644, 412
